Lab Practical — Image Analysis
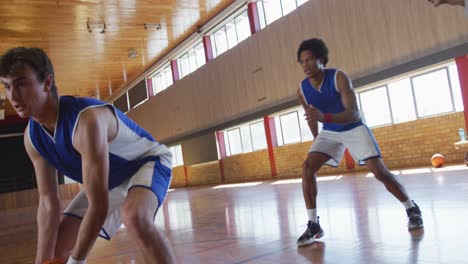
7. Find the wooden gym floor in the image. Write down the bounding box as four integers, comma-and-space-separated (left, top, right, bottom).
1, 164, 468, 264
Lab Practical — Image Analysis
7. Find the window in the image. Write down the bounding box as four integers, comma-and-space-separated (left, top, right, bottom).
152, 65, 173, 95
298, 108, 314, 141
194, 43, 206, 68
227, 129, 243, 155
280, 112, 301, 144
412, 69, 453, 117
234, 11, 250, 43
213, 27, 228, 57
257, 0, 308, 28
449, 64, 463, 112
225, 21, 238, 49
387, 78, 416, 124
281, 0, 297, 15
262, 0, 282, 25
273, 106, 316, 147
113, 93, 129, 113
355, 62, 461, 127
240, 126, 254, 153
177, 43, 206, 79
250, 121, 267, 150
359, 86, 392, 127
211, 11, 251, 59
169, 144, 184, 167
222, 119, 267, 157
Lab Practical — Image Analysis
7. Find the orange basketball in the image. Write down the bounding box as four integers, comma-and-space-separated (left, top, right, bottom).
431, 153, 445, 168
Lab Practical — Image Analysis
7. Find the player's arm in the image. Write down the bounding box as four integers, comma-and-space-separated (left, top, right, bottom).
70, 107, 111, 261
328, 70, 361, 124
24, 124, 61, 264
297, 88, 319, 138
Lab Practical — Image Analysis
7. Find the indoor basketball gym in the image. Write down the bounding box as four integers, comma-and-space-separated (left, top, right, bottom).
0, 0, 468, 263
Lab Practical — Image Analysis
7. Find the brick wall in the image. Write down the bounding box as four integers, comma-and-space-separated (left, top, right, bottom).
187, 161, 222, 186
170, 112, 465, 187
170, 166, 186, 188
273, 141, 347, 178
369, 112, 465, 170
223, 149, 271, 183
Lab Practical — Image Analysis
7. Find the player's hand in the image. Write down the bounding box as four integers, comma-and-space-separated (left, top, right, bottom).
304, 104, 324, 122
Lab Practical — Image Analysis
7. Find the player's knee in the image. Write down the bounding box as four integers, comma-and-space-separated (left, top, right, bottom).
122, 208, 152, 236
304, 157, 319, 175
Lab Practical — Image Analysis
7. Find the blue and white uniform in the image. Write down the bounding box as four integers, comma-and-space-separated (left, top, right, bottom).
28, 96, 172, 239
300, 69, 381, 167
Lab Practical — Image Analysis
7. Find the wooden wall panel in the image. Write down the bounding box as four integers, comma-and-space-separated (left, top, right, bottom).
128, 0, 468, 142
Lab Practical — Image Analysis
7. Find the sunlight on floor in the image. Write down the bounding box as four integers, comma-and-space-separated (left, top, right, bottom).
212, 182, 263, 189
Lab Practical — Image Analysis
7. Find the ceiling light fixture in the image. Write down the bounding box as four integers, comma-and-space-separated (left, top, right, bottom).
128, 48, 138, 58
87, 17, 106, 34
144, 23, 162, 30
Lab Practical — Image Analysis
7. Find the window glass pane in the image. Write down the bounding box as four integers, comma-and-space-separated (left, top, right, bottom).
188, 49, 197, 73
360, 86, 392, 127
224, 132, 231, 156
228, 129, 243, 155
165, 66, 173, 87
298, 108, 313, 141
170, 146, 177, 167
388, 78, 417, 124
194, 43, 206, 68
225, 21, 238, 49
152, 75, 159, 94
257, 0, 267, 29
181, 54, 190, 78
240, 125, 253, 153
176, 145, 184, 166
274, 116, 284, 146
160, 73, 166, 92
281, 0, 297, 15
296, 0, 307, 6
213, 27, 228, 56
250, 122, 267, 150
177, 59, 183, 79
449, 64, 463, 112
234, 11, 251, 43
280, 112, 301, 144
412, 69, 452, 117
263, 0, 283, 25
211, 35, 218, 58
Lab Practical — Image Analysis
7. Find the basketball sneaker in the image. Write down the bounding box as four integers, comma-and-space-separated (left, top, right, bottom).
297, 217, 324, 247
406, 202, 423, 229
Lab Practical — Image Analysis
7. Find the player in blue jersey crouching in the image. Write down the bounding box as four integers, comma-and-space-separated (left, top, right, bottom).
0, 47, 176, 264
295, 38, 423, 247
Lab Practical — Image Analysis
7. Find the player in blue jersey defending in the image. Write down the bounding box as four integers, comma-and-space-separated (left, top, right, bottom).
0, 47, 176, 264
295, 39, 423, 247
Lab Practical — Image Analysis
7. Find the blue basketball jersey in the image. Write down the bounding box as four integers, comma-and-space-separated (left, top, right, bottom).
300, 68, 362, 132
28, 96, 172, 189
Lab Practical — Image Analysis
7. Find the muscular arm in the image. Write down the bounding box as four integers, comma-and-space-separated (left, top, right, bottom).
70, 107, 113, 260
24, 125, 61, 264
327, 70, 361, 124
297, 89, 319, 138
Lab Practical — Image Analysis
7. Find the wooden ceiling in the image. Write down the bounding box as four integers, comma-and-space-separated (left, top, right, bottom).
0, 0, 234, 116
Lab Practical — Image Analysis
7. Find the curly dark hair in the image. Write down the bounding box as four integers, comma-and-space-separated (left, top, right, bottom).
297, 38, 329, 66
0, 47, 57, 98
